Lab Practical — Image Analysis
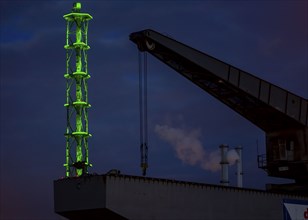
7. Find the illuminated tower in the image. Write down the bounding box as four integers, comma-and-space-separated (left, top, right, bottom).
63, 2, 93, 177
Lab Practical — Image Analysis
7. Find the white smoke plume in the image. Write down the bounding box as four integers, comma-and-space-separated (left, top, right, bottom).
201, 150, 221, 172
226, 149, 240, 165
155, 124, 221, 172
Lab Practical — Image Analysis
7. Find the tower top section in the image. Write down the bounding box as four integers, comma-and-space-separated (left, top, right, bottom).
63, 2, 93, 21
73, 2, 81, 12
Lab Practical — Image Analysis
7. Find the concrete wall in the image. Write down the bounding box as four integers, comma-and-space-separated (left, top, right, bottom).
54, 176, 106, 212
54, 174, 307, 220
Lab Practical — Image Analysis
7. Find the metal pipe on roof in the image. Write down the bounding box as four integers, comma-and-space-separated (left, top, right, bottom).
236, 146, 243, 188
220, 144, 229, 186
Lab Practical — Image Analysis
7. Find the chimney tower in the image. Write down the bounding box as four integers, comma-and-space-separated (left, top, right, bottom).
220, 144, 229, 186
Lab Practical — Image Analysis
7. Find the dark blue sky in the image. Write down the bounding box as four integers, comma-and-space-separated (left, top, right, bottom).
0, 1, 307, 219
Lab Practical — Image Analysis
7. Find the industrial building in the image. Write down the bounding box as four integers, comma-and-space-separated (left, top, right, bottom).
54, 174, 307, 220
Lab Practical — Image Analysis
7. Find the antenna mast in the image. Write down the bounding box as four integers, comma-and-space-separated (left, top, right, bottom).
63, 2, 93, 177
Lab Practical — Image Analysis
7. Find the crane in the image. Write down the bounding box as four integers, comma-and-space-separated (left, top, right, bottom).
130, 29, 308, 193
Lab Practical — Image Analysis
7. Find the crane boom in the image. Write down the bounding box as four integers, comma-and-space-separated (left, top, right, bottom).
130, 29, 308, 190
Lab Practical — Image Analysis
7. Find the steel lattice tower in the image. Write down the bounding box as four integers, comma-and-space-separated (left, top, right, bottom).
63, 3, 93, 177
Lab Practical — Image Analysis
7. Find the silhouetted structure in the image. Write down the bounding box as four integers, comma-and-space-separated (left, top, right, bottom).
130, 29, 308, 192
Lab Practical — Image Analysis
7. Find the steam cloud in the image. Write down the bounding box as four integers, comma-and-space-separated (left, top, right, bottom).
226, 149, 240, 165
154, 124, 239, 172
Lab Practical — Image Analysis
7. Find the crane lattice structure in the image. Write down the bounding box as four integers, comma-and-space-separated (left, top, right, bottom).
130, 29, 308, 191
63, 3, 93, 177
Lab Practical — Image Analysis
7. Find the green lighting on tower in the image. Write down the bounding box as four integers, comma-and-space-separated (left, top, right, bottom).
63, 2, 93, 177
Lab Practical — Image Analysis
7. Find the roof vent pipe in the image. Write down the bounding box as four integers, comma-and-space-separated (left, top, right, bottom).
235, 146, 243, 188
220, 144, 229, 186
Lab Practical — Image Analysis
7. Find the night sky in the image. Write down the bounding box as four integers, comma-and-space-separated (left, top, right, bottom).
0, 1, 307, 219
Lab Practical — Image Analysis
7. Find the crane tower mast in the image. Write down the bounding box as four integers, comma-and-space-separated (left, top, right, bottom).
63, 3, 93, 177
